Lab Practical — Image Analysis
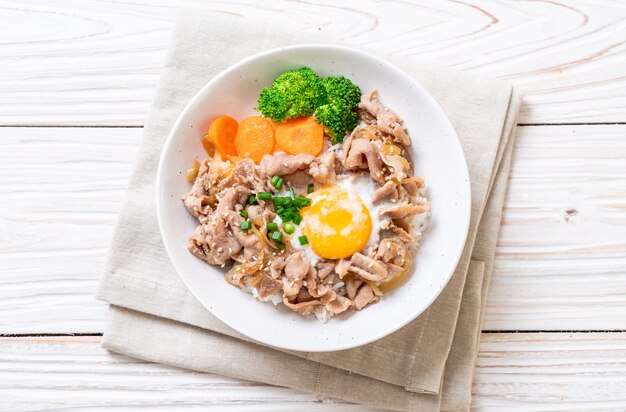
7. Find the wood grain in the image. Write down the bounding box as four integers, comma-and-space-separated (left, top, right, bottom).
1, 125, 625, 332
485, 123, 626, 330
473, 332, 626, 410
0, 336, 373, 411
1, 0, 626, 125
0, 128, 138, 332
2, 334, 625, 410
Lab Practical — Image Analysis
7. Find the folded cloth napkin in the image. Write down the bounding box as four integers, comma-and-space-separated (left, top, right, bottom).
97, 9, 522, 411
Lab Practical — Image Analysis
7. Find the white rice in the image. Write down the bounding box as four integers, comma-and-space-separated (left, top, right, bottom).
314, 306, 333, 323
243, 281, 282, 306
409, 189, 431, 250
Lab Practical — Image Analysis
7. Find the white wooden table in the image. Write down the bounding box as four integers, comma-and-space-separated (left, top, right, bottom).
2, 1, 626, 410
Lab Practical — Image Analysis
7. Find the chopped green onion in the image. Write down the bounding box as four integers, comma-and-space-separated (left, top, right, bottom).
248, 195, 258, 205
294, 195, 311, 208
292, 214, 303, 225
275, 240, 286, 250
240, 221, 252, 231
307, 183, 314, 194
270, 231, 283, 241
289, 187, 296, 199
271, 175, 284, 190
257, 192, 272, 201
239, 210, 248, 219
273, 196, 292, 207
267, 222, 278, 231
298, 235, 309, 245
283, 222, 295, 234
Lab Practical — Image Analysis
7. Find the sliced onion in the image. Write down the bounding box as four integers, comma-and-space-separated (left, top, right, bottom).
400, 176, 425, 188
381, 144, 402, 156
378, 252, 413, 293
185, 160, 201, 183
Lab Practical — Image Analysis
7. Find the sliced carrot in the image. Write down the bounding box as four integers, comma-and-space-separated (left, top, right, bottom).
201, 134, 216, 157
208, 115, 239, 160
265, 117, 279, 132
275, 116, 324, 157
234, 116, 275, 163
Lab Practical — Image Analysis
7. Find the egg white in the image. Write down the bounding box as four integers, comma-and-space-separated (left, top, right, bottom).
271, 175, 396, 266
335, 175, 395, 250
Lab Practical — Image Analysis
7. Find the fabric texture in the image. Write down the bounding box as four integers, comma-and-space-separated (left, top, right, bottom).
96, 9, 523, 411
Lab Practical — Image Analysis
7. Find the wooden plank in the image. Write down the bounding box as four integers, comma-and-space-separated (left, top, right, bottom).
0, 128, 138, 333
0, 336, 372, 411
473, 332, 626, 410
1, 125, 625, 333
484, 124, 626, 330
1, 333, 625, 410
1, 0, 626, 125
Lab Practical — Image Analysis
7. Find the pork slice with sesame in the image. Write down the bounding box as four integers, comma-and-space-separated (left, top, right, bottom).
282, 298, 322, 316
256, 275, 283, 300
309, 150, 336, 184
188, 216, 242, 266
372, 181, 399, 204
343, 138, 386, 185
284, 251, 310, 281
349, 253, 388, 282
182, 159, 212, 217
353, 283, 376, 310
346, 278, 364, 300
259, 151, 315, 178
359, 89, 410, 146
379, 202, 429, 219
322, 291, 353, 315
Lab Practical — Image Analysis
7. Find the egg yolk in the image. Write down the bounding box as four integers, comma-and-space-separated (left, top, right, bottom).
300, 185, 372, 259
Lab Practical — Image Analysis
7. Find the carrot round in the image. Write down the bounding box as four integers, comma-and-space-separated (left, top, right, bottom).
208, 115, 239, 160
201, 134, 216, 157
234, 116, 275, 163
275, 116, 324, 156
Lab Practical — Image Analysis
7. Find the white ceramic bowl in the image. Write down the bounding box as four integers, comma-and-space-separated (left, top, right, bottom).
157, 45, 470, 352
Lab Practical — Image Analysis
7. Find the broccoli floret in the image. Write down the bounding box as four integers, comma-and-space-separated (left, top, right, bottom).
257, 67, 327, 121
256, 69, 361, 142
321, 76, 361, 109
257, 88, 289, 122
314, 101, 358, 144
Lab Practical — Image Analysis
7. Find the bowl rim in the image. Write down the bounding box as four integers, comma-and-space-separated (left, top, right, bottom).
156, 43, 471, 351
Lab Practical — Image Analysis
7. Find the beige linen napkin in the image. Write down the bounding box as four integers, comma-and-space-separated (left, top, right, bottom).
97, 10, 522, 411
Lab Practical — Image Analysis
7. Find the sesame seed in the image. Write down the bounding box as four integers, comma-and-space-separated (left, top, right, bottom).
217, 247, 223, 253
228, 247, 233, 253
283, 162, 288, 167
220, 263, 225, 268
368, 262, 374, 268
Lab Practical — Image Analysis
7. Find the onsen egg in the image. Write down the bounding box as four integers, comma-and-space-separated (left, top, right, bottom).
300, 185, 372, 259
